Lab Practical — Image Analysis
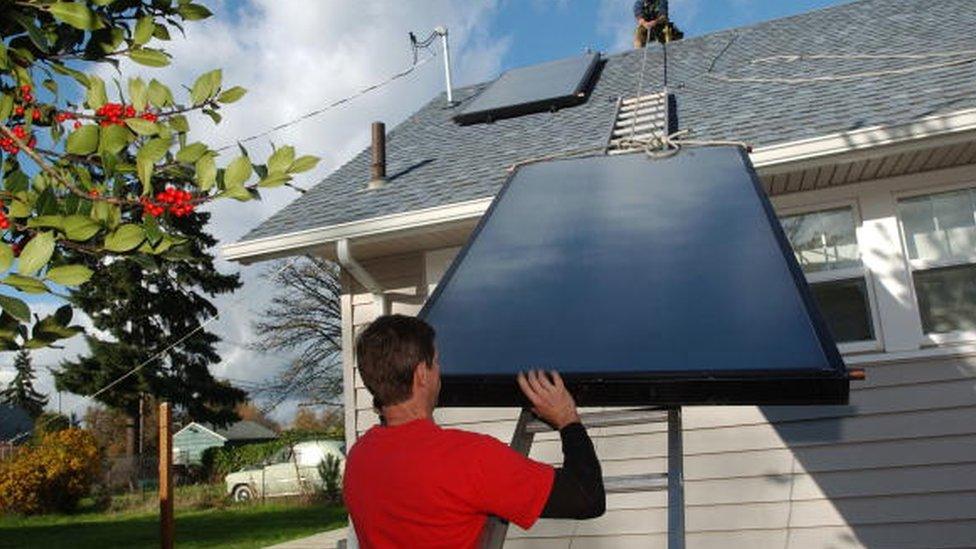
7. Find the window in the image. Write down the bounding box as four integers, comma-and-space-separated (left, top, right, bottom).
780, 207, 876, 346
898, 187, 976, 337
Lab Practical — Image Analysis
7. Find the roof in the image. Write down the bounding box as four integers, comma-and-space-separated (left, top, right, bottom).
177, 420, 277, 441
237, 0, 976, 245
0, 404, 31, 441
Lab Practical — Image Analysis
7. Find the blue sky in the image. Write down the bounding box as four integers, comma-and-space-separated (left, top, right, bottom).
487, 0, 850, 70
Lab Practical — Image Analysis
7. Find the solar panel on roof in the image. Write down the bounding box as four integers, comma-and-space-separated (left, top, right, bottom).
453, 53, 601, 125
420, 147, 849, 407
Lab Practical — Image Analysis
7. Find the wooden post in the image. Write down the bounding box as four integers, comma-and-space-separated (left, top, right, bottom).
158, 402, 174, 549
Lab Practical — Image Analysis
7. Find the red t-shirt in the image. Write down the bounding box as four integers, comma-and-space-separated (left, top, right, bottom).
344, 418, 554, 548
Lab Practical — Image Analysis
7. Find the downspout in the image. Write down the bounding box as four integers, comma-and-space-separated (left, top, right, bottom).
337, 238, 387, 317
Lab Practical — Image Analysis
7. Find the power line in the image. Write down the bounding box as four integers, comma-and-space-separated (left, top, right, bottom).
216, 50, 436, 151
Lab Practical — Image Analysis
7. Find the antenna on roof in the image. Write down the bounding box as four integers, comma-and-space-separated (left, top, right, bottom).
410, 26, 455, 106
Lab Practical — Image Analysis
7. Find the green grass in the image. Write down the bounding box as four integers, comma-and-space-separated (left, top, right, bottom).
0, 500, 347, 549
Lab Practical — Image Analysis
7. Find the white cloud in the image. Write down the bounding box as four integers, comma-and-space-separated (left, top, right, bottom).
45, 0, 512, 423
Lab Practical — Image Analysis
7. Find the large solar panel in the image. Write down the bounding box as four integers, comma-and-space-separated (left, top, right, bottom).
454, 53, 601, 125
420, 147, 849, 407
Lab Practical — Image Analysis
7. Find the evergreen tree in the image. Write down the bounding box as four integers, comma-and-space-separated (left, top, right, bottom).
1, 349, 47, 418
55, 211, 245, 456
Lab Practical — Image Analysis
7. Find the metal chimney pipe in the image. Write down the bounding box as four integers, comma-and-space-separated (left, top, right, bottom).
369, 121, 386, 189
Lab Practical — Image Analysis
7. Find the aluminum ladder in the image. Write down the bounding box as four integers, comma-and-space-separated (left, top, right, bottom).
479, 407, 685, 548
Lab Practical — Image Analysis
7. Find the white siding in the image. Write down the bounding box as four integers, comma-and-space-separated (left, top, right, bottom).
342, 164, 976, 547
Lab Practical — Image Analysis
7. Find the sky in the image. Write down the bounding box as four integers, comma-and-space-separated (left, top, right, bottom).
1, 0, 852, 425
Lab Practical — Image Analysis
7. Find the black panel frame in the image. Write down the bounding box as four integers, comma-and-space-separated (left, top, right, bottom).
453, 53, 603, 126
419, 148, 849, 407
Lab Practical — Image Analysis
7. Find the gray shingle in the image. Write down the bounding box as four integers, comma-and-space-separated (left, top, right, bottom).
240, 0, 976, 243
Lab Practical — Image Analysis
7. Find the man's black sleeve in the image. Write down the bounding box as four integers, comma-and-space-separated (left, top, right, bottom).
540, 422, 606, 519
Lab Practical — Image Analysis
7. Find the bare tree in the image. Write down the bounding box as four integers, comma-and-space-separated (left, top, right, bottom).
251, 256, 343, 411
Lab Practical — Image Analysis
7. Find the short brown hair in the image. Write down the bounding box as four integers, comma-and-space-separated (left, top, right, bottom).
355, 314, 436, 408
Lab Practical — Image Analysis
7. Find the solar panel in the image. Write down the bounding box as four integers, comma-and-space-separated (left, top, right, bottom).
420, 147, 849, 407
453, 53, 601, 125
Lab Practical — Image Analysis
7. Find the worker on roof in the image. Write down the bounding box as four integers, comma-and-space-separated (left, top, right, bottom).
344, 315, 606, 548
634, 0, 684, 48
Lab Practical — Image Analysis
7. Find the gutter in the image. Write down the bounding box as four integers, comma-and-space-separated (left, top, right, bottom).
222, 107, 976, 265
336, 238, 387, 316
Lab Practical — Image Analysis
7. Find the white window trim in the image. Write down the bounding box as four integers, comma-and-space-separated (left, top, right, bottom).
893, 182, 976, 346
776, 200, 883, 352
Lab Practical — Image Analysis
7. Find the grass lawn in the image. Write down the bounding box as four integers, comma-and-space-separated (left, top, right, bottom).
0, 501, 347, 549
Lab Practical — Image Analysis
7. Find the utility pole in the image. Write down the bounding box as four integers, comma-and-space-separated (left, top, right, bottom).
158, 402, 174, 549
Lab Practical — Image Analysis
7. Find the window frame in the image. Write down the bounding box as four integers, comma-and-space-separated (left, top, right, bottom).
776, 199, 882, 354
895, 181, 976, 346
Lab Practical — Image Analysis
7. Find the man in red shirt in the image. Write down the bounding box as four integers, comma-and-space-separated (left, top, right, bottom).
344, 315, 605, 548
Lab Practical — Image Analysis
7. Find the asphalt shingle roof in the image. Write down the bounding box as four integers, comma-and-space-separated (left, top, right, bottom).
204, 420, 277, 441
240, 0, 976, 243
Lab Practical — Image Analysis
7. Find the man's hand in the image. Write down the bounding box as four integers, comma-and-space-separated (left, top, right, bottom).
517, 370, 581, 430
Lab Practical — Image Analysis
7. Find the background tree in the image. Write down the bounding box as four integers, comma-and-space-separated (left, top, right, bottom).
235, 400, 280, 433
291, 406, 343, 439
0, 348, 46, 417
0, 2, 319, 352
251, 256, 342, 410
55, 209, 244, 457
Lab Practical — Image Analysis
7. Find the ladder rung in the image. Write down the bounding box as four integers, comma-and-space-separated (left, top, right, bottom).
620, 94, 665, 107
604, 473, 668, 494
525, 408, 668, 433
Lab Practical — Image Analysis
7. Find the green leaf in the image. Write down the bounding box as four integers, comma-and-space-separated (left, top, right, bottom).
92, 0, 116, 6
191, 69, 221, 105
26, 216, 65, 231
147, 79, 174, 108
2, 274, 49, 294
138, 137, 170, 162
129, 48, 171, 67
166, 115, 188, 134
0, 244, 13, 272
176, 142, 207, 164
133, 16, 155, 45
258, 172, 292, 188
0, 94, 13, 122
287, 155, 320, 174
195, 154, 216, 191
152, 24, 171, 41
221, 185, 253, 201
66, 124, 99, 155
99, 124, 131, 155
8, 197, 31, 219
125, 118, 158, 136
50, 62, 89, 87
103, 224, 146, 252
63, 215, 100, 241
129, 77, 148, 111
0, 294, 30, 322
202, 108, 222, 125
12, 13, 50, 53
217, 86, 247, 104
86, 76, 107, 110
45, 264, 93, 286
267, 146, 295, 174
224, 156, 252, 187
49, 2, 103, 30
17, 232, 56, 276
178, 3, 213, 20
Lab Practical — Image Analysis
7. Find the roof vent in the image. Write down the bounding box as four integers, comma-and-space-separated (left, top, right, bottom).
368, 121, 386, 190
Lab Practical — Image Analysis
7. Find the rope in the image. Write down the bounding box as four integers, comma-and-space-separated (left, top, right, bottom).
707, 51, 976, 84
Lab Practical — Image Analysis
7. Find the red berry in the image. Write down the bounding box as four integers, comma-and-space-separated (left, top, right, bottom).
31, 110, 40, 121
20, 84, 31, 94
73, 121, 82, 129
14, 106, 24, 116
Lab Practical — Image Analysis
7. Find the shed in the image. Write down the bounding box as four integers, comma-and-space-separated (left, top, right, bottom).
172, 420, 277, 465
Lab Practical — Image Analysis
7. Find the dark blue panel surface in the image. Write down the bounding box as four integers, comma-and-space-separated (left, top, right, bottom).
454, 53, 600, 125
420, 147, 848, 406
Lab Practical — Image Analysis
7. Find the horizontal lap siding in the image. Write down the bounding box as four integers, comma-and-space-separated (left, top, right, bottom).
346, 248, 976, 548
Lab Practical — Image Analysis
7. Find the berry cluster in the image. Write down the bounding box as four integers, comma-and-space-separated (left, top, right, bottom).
10, 85, 41, 123
141, 187, 195, 217
0, 201, 10, 230
54, 111, 82, 129
95, 103, 158, 127
1, 126, 36, 155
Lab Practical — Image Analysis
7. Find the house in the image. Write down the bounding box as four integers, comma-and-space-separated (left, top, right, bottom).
0, 404, 31, 458
224, 0, 976, 546
172, 420, 277, 466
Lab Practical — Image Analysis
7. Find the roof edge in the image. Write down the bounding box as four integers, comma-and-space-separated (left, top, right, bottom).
223, 106, 976, 264
173, 421, 228, 442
